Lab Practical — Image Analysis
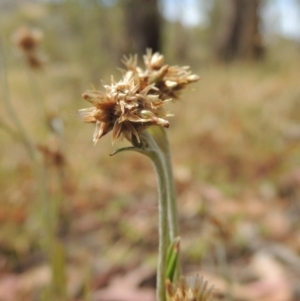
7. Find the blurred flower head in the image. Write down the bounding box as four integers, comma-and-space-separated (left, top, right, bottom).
166, 275, 214, 301
12, 26, 42, 52
79, 50, 199, 145
12, 26, 44, 69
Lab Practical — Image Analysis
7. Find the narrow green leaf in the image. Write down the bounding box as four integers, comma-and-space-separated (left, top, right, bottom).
166, 236, 181, 282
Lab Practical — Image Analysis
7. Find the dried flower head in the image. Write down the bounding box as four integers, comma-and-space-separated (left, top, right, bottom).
12, 26, 44, 69
26, 52, 44, 69
36, 143, 65, 168
79, 50, 199, 145
166, 275, 214, 301
12, 26, 42, 52
79, 72, 171, 144
123, 49, 200, 100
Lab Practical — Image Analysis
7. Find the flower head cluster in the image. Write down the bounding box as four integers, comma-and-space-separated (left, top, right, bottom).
78, 50, 199, 144
166, 276, 214, 301
123, 49, 199, 100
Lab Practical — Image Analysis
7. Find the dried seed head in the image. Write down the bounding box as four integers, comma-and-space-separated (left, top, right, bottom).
36, 143, 65, 168
166, 275, 214, 301
123, 49, 200, 100
12, 26, 45, 69
79, 49, 199, 145
12, 26, 42, 52
78, 72, 171, 144
151, 53, 164, 69
26, 53, 44, 69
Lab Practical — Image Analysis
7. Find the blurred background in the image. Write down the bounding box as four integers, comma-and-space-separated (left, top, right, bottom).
1, 0, 300, 300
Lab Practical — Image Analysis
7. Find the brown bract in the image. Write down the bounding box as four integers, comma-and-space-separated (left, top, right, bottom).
78, 50, 199, 144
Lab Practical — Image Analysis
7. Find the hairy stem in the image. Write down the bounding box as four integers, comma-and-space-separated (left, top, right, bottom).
152, 151, 168, 301
134, 131, 169, 301
149, 127, 179, 241
161, 128, 179, 241
114, 128, 180, 299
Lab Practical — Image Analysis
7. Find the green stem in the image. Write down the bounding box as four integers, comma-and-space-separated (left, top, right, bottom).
25, 65, 48, 124
157, 128, 180, 282
114, 128, 179, 299
161, 128, 179, 241
0, 119, 19, 140
149, 127, 181, 282
0, 34, 36, 161
151, 151, 168, 301
149, 127, 179, 241
133, 131, 169, 301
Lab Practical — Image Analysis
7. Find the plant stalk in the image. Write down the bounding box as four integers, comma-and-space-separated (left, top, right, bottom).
157, 128, 180, 282
0, 34, 66, 300
111, 127, 181, 299
151, 151, 169, 301
160, 128, 179, 241
143, 132, 169, 301
0, 34, 36, 161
